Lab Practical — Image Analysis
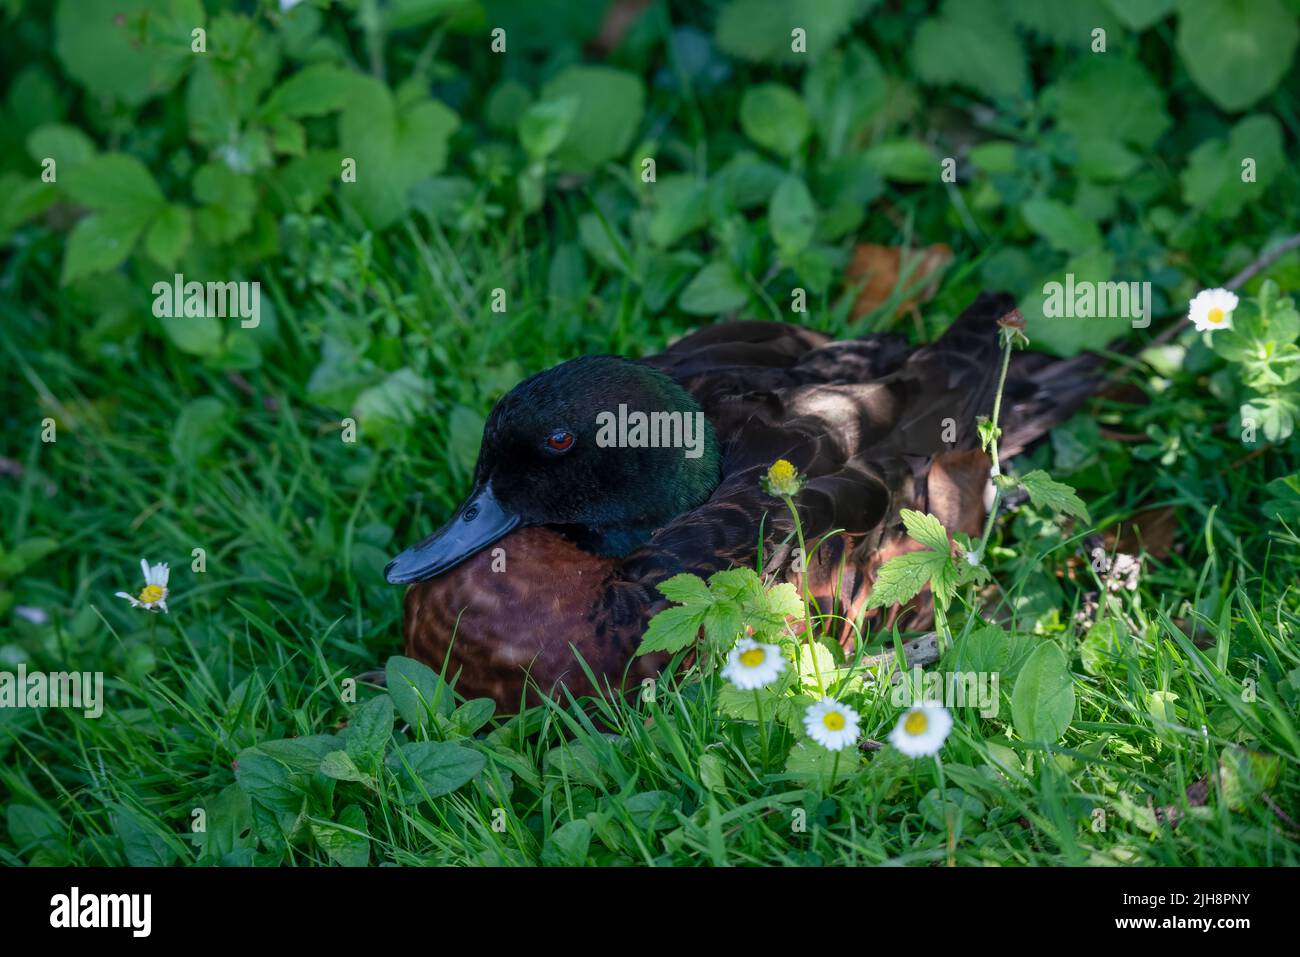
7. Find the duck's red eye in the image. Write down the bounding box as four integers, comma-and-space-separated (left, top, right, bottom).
546, 430, 575, 452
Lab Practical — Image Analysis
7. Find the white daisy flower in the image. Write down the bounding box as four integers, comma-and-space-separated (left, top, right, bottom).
1188, 288, 1238, 332
115, 559, 170, 613
803, 698, 860, 751
721, 638, 786, 690
888, 702, 953, 757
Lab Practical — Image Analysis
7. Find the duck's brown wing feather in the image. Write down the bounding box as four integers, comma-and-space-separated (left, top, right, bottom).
596, 292, 1099, 652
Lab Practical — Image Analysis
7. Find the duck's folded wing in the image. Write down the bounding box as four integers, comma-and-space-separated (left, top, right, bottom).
598, 293, 1099, 650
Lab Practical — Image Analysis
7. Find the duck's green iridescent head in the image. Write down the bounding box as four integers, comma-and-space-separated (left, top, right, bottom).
385, 356, 721, 584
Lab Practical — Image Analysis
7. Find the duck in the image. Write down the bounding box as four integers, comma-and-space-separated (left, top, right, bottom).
385, 292, 1097, 710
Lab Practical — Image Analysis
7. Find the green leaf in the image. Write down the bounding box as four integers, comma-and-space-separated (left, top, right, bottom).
54, 0, 202, 108
338, 76, 460, 229
144, 204, 192, 268
26, 123, 95, 169
170, 396, 229, 466
656, 573, 713, 605
311, 804, 370, 867
716, 0, 878, 64
448, 698, 496, 737
1020, 197, 1102, 255
862, 140, 936, 183
678, 262, 751, 315
1101, 0, 1175, 30
235, 753, 302, 813
264, 63, 355, 117
1176, 0, 1299, 112
1050, 56, 1169, 151
637, 604, 706, 655
769, 173, 817, 255
540, 66, 644, 173
739, 84, 809, 158
541, 818, 592, 866
518, 96, 579, 161
319, 750, 372, 784
345, 694, 394, 770
866, 550, 949, 609
1180, 114, 1284, 219
1010, 643, 1075, 742
1019, 470, 1092, 523
901, 509, 951, 553
394, 741, 486, 802
385, 655, 453, 733
1241, 395, 1298, 442
61, 153, 164, 214
62, 213, 148, 284
912, 0, 1027, 101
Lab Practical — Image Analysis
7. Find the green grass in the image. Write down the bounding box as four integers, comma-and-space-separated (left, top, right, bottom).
2, 216, 1298, 866
2, 0, 1300, 867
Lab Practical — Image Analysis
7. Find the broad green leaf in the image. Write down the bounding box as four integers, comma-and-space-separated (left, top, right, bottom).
519, 96, 578, 161
637, 604, 706, 655
656, 573, 713, 606
1176, 0, 1299, 111
866, 550, 949, 609
264, 63, 354, 117
1019, 470, 1091, 523
678, 262, 751, 315
901, 509, 950, 554
61, 153, 164, 214
1180, 115, 1284, 219
62, 212, 149, 284
862, 140, 935, 183
1020, 197, 1102, 255
311, 804, 369, 867
26, 123, 95, 168
394, 741, 486, 802
541, 819, 592, 866
54, 0, 202, 107
339, 76, 460, 229
385, 655, 453, 732
1102, 0, 1175, 29
345, 694, 394, 770
540, 66, 644, 173
739, 84, 809, 158
716, 0, 878, 64
1050, 57, 1169, 151
912, 0, 1027, 101
1010, 643, 1075, 742
769, 174, 817, 256
144, 204, 192, 268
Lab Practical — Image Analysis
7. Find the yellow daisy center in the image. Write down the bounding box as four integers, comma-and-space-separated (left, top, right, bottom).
904, 710, 929, 735
1207, 307, 1225, 325
138, 584, 165, 604
739, 648, 766, 668
822, 711, 846, 731
769, 459, 795, 483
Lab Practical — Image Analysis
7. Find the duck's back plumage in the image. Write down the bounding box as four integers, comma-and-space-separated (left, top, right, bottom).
403, 292, 1097, 708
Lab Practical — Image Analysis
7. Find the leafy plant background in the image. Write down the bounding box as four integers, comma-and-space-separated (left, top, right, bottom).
1, 0, 1298, 865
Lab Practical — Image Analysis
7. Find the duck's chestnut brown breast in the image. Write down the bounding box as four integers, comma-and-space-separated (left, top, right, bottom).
402, 526, 662, 710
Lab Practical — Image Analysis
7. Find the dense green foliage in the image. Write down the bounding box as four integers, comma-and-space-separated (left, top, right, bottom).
1, 0, 1298, 866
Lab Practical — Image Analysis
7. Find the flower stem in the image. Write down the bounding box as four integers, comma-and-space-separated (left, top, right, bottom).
783, 493, 824, 695
754, 689, 769, 771
975, 331, 1016, 561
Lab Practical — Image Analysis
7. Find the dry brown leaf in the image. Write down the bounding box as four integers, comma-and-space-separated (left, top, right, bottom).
845, 242, 952, 320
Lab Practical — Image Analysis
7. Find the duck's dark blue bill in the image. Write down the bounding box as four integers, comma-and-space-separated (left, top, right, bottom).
385, 484, 521, 584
